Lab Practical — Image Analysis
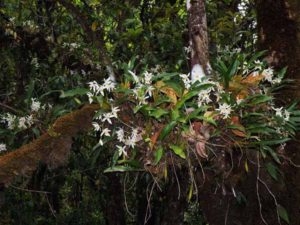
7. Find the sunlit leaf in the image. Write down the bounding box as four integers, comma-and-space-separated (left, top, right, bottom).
188, 183, 193, 201
169, 144, 186, 159
91, 21, 97, 31
104, 165, 144, 173
154, 147, 164, 165
245, 160, 249, 173
149, 108, 169, 119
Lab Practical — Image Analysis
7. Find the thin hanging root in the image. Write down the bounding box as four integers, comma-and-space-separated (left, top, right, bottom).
256, 152, 269, 225
123, 173, 135, 217
258, 178, 282, 225
0, 104, 99, 186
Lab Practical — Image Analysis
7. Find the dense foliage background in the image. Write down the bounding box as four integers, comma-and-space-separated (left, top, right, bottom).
1, 0, 300, 224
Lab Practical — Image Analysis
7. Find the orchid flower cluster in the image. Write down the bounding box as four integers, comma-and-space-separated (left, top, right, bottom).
128, 70, 155, 105
243, 59, 282, 85
0, 98, 49, 153
1, 98, 46, 131
87, 73, 149, 157
86, 55, 299, 167
0, 143, 6, 152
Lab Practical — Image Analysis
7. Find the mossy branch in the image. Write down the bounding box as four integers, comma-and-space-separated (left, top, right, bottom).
0, 104, 99, 186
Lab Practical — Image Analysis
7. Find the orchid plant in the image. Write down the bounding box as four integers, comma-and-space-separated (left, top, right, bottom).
1, 51, 298, 182
85, 52, 300, 178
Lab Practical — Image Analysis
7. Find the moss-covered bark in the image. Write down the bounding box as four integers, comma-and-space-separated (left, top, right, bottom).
0, 104, 99, 186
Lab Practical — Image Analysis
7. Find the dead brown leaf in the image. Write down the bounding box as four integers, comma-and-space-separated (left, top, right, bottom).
196, 142, 208, 158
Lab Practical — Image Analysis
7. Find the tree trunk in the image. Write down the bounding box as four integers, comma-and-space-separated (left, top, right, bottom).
105, 174, 126, 225
256, 0, 300, 224
160, 2, 210, 224
187, 0, 209, 75
160, 169, 189, 225
198, 1, 300, 224
256, 0, 300, 85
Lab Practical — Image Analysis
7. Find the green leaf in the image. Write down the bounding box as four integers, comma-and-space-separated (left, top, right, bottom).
263, 146, 281, 164
117, 159, 142, 168
149, 108, 169, 119
218, 57, 240, 88
32, 128, 40, 137
266, 162, 278, 181
154, 96, 172, 106
169, 144, 186, 159
90, 143, 105, 167
112, 150, 120, 166
159, 121, 177, 141
175, 84, 213, 109
247, 126, 276, 135
175, 91, 198, 109
196, 115, 217, 126
287, 101, 299, 111
154, 147, 164, 165
60, 88, 89, 98
133, 105, 145, 113
94, 109, 106, 119
171, 109, 180, 121
164, 80, 184, 96
227, 125, 246, 132
277, 66, 287, 79
216, 59, 228, 76
243, 112, 265, 118
259, 138, 290, 146
185, 106, 208, 121
248, 95, 273, 105
153, 72, 178, 81
260, 146, 267, 158
26, 80, 35, 103
248, 50, 267, 64
277, 205, 290, 224
40, 90, 62, 99
104, 165, 144, 173
188, 183, 193, 201
228, 58, 240, 79
74, 97, 81, 104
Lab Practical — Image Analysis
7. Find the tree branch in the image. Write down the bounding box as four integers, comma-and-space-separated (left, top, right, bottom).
0, 104, 99, 186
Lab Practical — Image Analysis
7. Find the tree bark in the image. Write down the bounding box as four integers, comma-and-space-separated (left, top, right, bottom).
196, 1, 300, 224
256, 1, 300, 224
160, 169, 189, 225
187, 0, 209, 74
197, 1, 300, 224
152, 2, 211, 224
256, 0, 300, 86
105, 174, 126, 225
